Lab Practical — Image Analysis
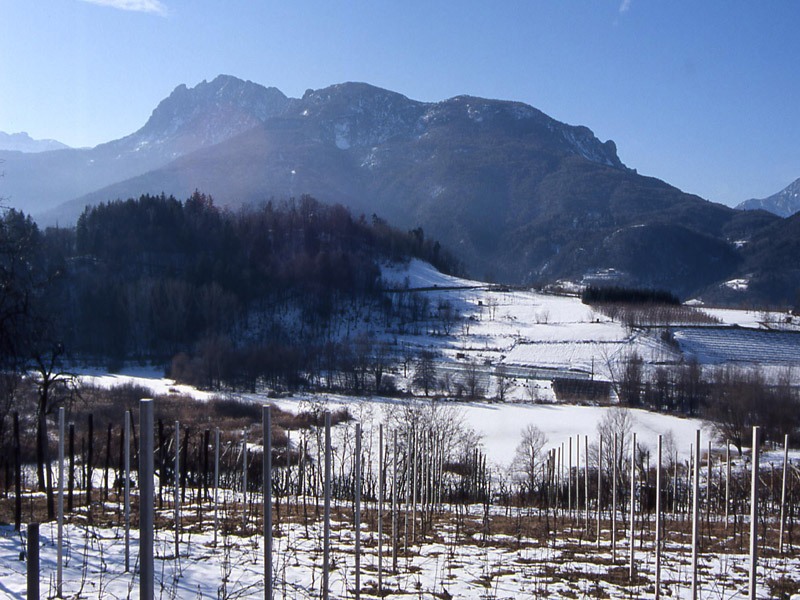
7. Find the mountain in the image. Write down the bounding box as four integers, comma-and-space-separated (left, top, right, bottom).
3, 75, 790, 302
0, 131, 70, 153
0, 75, 288, 215
736, 178, 800, 218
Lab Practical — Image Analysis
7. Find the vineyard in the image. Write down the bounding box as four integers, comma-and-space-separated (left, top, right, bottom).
1, 395, 798, 600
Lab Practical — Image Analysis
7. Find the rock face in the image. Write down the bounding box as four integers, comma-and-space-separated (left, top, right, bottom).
736, 178, 800, 218
2, 75, 791, 302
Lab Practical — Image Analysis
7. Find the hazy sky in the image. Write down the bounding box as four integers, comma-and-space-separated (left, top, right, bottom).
1, 0, 798, 206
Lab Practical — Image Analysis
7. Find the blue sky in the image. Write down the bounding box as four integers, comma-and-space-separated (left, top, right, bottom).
1, 0, 798, 206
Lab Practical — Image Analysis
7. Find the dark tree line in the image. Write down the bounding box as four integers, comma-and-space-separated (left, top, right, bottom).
615, 353, 799, 451
582, 285, 681, 306
2, 192, 461, 386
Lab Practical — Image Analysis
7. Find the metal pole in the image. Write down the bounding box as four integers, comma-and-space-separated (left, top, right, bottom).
584, 435, 589, 534
707, 440, 712, 522
242, 427, 248, 532
27, 523, 39, 600
749, 426, 760, 600
139, 399, 154, 600
174, 420, 180, 560
378, 423, 384, 593
779, 433, 789, 553
263, 406, 272, 600
655, 435, 662, 600
597, 435, 602, 548
57, 407, 64, 597
691, 429, 700, 600
612, 432, 617, 562
124, 410, 131, 573
568, 436, 572, 514
214, 427, 220, 547
725, 440, 731, 531
629, 431, 636, 581
392, 428, 398, 572
323, 412, 331, 600
355, 423, 362, 600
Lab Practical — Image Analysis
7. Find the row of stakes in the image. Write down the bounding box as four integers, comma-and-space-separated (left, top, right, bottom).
24, 398, 780, 600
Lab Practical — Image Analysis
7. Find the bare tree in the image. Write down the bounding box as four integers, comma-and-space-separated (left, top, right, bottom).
512, 424, 547, 500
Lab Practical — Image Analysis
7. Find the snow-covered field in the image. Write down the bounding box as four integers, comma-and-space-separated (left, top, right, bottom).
380, 260, 800, 387
2, 503, 797, 600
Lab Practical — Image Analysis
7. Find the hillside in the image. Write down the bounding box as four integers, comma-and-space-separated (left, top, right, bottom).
2, 75, 790, 301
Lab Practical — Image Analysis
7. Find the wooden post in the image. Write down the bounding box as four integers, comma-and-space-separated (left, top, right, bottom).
725, 440, 731, 531
584, 435, 589, 532
174, 421, 180, 560
68, 423, 74, 513
691, 429, 700, 600
706, 440, 712, 522
124, 410, 131, 573
749, 426, 760, 600
139, 399, 154, 600
323, 412, 331, 600
629, 431, 636, 581
392, 429, 398, 572
86, 414, 94, 508
655, 435, 662, 600
214, 427, 220, 547
263, 405, 272, 600
242, 427, 248, 531
57, 407, 64, 598
778, 434, 789, 553
27, 523, 39, 600
612, 432, 618, 562
597, 435, 602, 548
355, 423, 362, 600
378, 423, 384, 594
14, 412, 21, 531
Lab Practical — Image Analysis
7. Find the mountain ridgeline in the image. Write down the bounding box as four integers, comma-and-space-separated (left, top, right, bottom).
2, 75, 797, 305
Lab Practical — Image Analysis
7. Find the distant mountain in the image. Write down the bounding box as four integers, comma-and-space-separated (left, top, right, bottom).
0, 131, 70, 153
3, 75, 791, 302
736, 178, 800, 218
0, 75, 288, 214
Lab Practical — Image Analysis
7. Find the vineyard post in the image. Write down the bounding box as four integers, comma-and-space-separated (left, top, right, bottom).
725, 441, 731, 531
57, 407, 64, 598
14, 412, 21, 531
778, 433, 789, 553
174, 421, 180, 560
628, 431, 636, 581
242, 427, 248, 532
584, 435, 589, 534
68, 423, 74, 513
27, 523, 39, 600
655, 435, 662, 600
748, 426, 760, 600
568, 437, 572, 514
263, 405, 272, 600
214, 427, 219, 547
323, 411, 331, 600
392, 428, 398, 572
355, 423, 362, 600
706, 440, 712, 524
139, 398, 154, 600
596, 435, 602, 549
691, 430, 700, 600
124, 410, 130, 573
612, 432, 617, 563
378, 423, 384, 593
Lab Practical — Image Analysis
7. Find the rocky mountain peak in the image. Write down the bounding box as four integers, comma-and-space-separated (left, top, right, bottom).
736, 177, 800, 218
